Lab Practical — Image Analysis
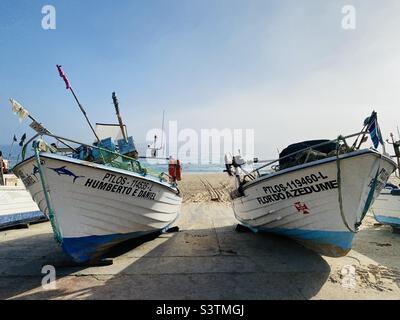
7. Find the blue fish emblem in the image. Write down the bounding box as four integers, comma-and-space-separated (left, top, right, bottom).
49, 166, 84, 183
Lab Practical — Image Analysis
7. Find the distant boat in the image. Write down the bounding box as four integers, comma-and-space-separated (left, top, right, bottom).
225, 112, 397, 257
371, 183, 400, 229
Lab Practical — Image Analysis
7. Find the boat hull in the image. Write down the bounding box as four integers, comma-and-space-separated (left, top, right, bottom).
0, 184, 45, 229
232, 149, 397, 257
13, 153, 182, 263
371, 188, 400, 228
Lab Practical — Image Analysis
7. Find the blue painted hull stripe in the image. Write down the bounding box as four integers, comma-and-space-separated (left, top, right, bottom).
59, 211, 179, 263
63, 217, 179, 263
61, 227, 172, 263
246, 224, 354, 250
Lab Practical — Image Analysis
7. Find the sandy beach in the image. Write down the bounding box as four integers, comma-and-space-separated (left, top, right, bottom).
0, 172, 399, 300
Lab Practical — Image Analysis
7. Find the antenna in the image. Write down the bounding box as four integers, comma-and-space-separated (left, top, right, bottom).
56, 65, 100, 143
147, 110, 166, 158
7, 135, 17, 160
160, 110, 165, 151
389, 132, 400, 178
112, 92, 128, 143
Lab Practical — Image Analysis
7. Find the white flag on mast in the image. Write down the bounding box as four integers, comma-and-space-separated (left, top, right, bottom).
9, 98, 29, 123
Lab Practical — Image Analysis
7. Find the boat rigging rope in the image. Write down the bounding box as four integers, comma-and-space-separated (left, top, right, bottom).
356, 160, 381, 229
336, 136, 358, 233
34, 144, 63, 244
336, 136, 382, 232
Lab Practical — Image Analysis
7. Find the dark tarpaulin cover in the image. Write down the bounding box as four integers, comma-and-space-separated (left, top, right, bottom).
279, 140, 337, 169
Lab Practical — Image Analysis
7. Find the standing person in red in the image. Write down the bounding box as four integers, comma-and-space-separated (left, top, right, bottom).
169, 157, 182, 183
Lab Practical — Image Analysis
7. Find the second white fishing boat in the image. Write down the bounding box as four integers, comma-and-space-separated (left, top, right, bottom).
225, 112, 397, 257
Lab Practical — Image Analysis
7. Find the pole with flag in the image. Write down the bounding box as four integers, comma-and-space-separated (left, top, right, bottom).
19, 133, 26, 147
365, 111, 385, 152
357, 111, 385, 152
9, 98, 77, 155
56, 65, 100, 143
389, 132, 400, 178
0, 150, 4, 185
7, 134, 17, 160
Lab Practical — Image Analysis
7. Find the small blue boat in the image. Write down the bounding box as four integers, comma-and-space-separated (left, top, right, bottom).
0, 176, 46, 229
371, 183, 400, 229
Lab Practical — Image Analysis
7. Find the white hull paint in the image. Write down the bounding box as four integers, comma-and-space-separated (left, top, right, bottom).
14, 153, 182, 262
232, 149, 397, 256
0, 175, 45, 229
371, 187, 400, 228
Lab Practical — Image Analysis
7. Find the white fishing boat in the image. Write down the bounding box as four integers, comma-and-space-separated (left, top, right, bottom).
13, 147, 182, 263
0, 153, 45, 229
0, 173, 45, 229
225, 112, 397, 257
10, 85, 182, 263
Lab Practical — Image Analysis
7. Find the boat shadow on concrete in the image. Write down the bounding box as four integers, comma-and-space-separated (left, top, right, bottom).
0, 223, 332, 300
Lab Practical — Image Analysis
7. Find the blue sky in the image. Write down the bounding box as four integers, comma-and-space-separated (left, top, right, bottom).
1, 0, 400, 160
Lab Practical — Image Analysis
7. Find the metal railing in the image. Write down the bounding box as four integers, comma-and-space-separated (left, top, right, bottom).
19, 132, 169, 182
244, 130, 367, 182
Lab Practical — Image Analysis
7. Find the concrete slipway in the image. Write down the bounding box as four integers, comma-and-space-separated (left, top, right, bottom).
0, 202, 399, 300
